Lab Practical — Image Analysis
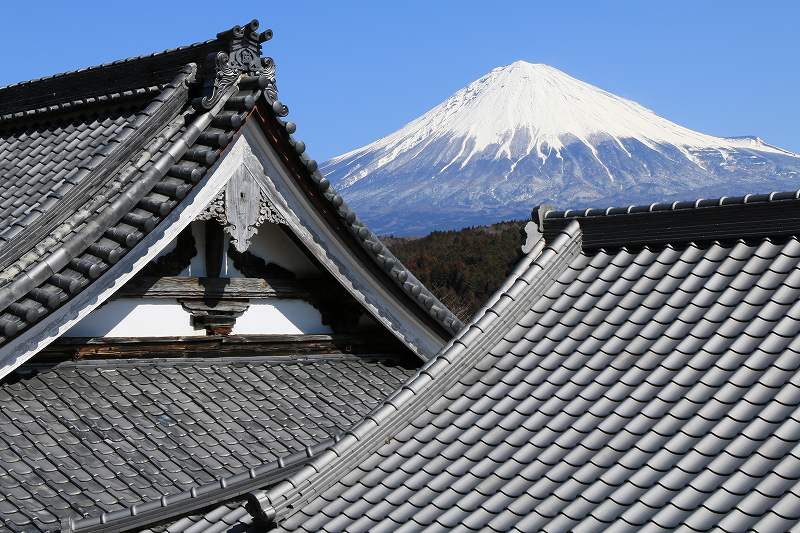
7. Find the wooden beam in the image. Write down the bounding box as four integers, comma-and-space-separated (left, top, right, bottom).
37, 333, 411, 361
115, 276, 321, 299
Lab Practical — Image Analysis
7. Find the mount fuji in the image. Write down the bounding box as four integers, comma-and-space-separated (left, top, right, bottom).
322, 61, 800, 235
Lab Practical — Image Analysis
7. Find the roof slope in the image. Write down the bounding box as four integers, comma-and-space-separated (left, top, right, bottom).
0, 354, 415, 532
186, 191, 800, 532
0, 102, 146, 248
158, 221, 576, 530
0, 19, 462, 378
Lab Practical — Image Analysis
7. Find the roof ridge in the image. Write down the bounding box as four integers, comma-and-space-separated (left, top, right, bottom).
0, 20, 274, 118
0, 84, 167, 127
261, 220, 582, 522
62, 436, 341, 533
541, 189, 800, 250
545, 189, 800, 220
0, 41, 213, 94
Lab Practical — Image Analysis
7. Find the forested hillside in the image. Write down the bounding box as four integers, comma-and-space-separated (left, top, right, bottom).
384, 220, 526, 322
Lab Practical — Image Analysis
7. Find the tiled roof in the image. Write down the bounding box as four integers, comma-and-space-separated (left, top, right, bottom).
0, 104, 147, 246
0, 18, 466, 533
0, 73, 191, 278
132, 438, 336, 533
189, 193, 800, 532
154, 499, 253, 533
0, 19, 462, 374
0, 354, 415, 532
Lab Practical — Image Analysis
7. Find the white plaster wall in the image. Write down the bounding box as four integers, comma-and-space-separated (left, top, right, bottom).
68, 179, 331, 338
64, 298, 202, 337
65, 297, 332, 337
232, 299, 332, 335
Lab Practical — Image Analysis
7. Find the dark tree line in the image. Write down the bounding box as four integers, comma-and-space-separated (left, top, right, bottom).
384, 220, 526, 322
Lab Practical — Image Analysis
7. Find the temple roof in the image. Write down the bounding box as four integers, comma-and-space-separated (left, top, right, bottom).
0, 19, 461, 381
0, 19, 463, 532
8, 14, 800, 533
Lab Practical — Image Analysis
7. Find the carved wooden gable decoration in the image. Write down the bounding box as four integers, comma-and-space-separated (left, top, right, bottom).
196, 161, 286, 253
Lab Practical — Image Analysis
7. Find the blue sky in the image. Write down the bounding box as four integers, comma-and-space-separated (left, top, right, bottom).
3, 2, 798, 160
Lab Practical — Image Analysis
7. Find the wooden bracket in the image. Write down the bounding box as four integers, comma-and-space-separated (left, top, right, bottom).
180, 298, 249, 336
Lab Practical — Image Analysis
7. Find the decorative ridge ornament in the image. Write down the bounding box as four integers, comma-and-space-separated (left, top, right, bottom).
194, 19, 277, 110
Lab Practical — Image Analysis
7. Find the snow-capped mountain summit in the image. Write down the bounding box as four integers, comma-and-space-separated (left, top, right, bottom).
323, 61, 800, 235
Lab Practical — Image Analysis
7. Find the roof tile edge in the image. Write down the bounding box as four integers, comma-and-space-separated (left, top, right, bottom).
63, 436, 341, 533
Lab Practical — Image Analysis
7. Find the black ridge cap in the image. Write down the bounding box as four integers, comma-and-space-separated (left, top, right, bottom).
260, 221, 582, 523
0, 19, 272, 118
0, 84, 167, 129
0, 40, 213, 92
0, 41, 218, 117
254, 99, 465, 338
541, 189, 800, 250
62, 436, 341, 533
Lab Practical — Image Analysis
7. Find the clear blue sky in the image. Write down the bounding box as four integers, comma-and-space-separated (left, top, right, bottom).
3, 2, 798, 160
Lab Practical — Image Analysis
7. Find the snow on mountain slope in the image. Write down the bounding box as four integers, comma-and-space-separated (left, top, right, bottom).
323, 61, 800, 235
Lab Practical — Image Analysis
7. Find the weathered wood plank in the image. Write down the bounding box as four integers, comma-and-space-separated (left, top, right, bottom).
37, 333, 410, 361
115, 276, 321, 299
226, 162, 263, 251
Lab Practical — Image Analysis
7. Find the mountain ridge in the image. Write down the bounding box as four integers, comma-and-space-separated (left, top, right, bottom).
323, 61, 800, 235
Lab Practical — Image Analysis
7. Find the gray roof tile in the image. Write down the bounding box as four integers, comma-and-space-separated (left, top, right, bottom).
0, 355, 415, 531
0, 109, 140, 245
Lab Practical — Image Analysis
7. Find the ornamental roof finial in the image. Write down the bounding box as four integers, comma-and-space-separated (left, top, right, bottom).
194, 19, 277, 110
